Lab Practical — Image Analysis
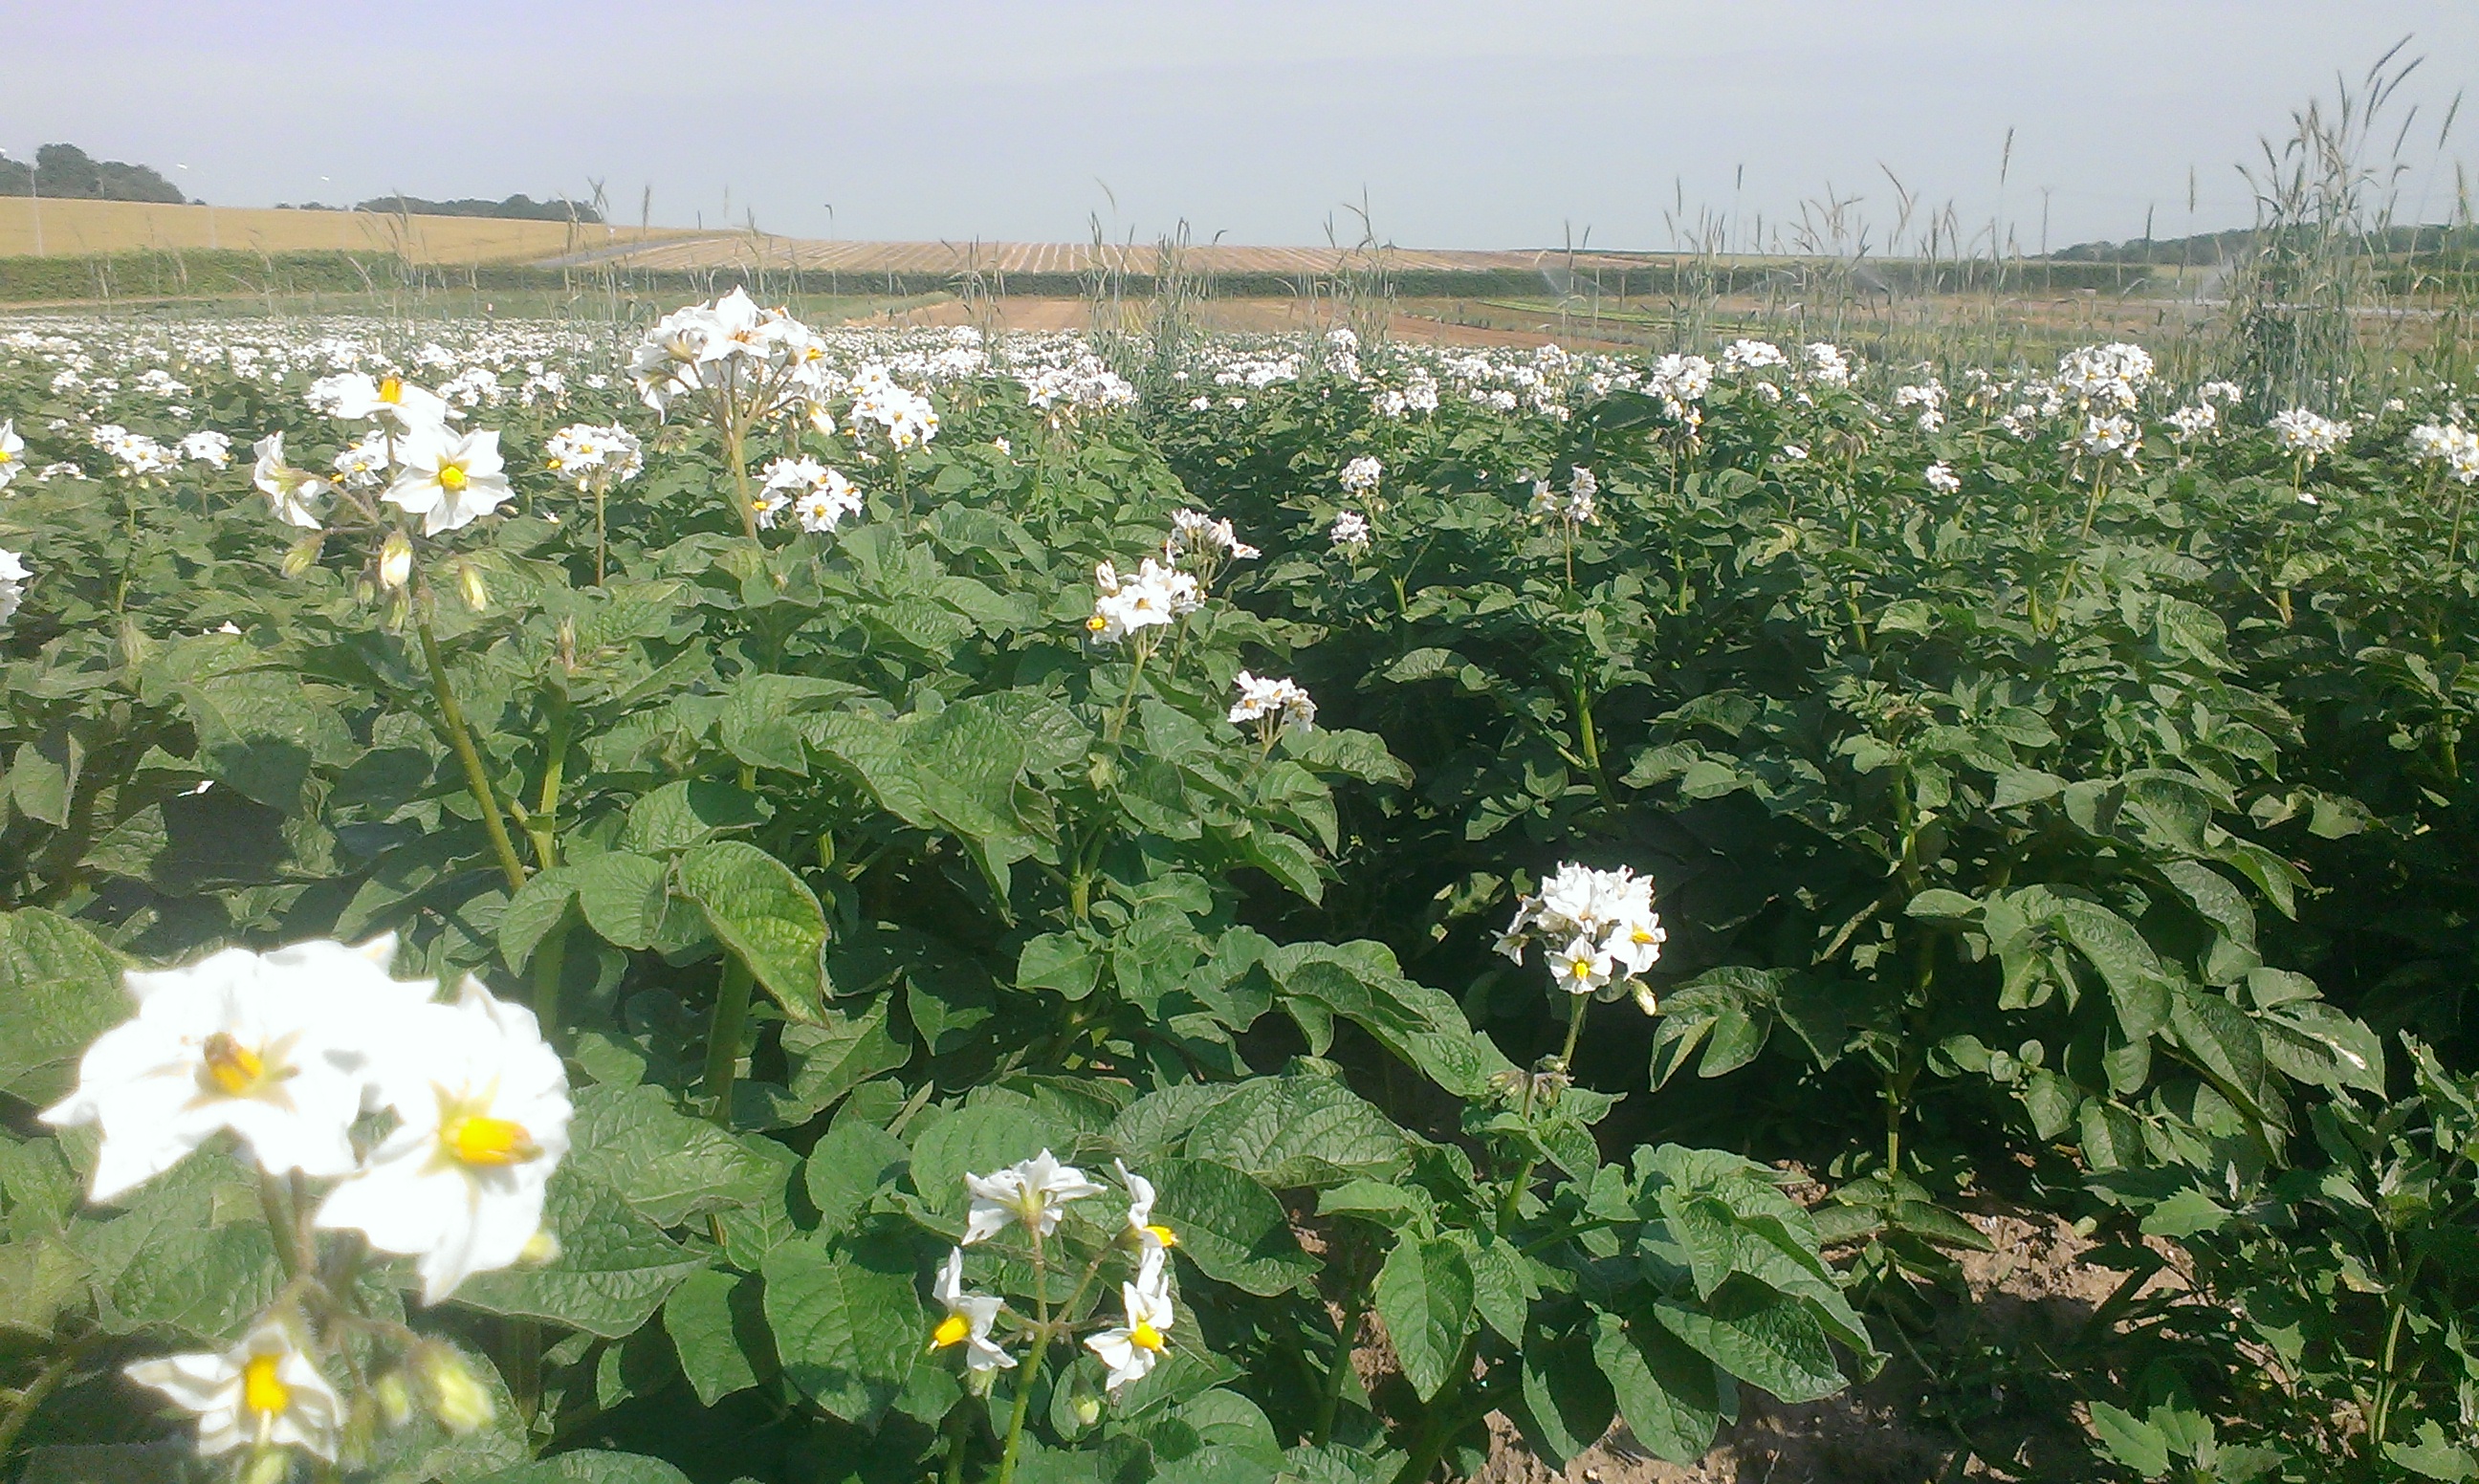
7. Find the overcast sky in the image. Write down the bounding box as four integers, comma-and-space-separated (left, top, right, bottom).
4, 1, 2474, 251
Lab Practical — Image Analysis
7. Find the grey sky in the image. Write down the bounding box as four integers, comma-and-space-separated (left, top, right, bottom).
4, 0, 2473, 251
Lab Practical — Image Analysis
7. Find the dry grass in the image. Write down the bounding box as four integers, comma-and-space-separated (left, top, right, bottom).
0, 199, 691, 265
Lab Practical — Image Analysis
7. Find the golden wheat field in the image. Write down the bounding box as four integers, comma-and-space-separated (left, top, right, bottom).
0, 197, 688, 264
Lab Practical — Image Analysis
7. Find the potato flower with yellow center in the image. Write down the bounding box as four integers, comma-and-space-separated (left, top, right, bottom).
384, 426, 514, 535
123, 1320, 343, 1460
40, 936, 427, 1201
1086, 1248, 1176, 1391
927, 1248, 1014, 1372
315, 976, 572, 1303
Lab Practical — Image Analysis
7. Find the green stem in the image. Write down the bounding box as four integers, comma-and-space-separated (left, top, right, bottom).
506, 1319, 541, 1428
593, 484, 609, 585
1387, 1329, 1482, 1484
995, 1233, 1050, 1484
1102, 644, 1151, 748
527, 691, 572, 872
1498, 995, 1589, 1229
1571, 672, 1615, 808
725, 414, 759, 541
1310, 1244, 1369, 1447
260, 1172, 302, 1279
941, 1404, 972, 1484
417, 619, 528, 892
703, 955, 756, 1126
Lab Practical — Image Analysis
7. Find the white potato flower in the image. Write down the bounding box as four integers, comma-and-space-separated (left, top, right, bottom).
1114, 1159, 1178, 1255
125, 1320, 344, 1460
0, 418, 24, 488
251, 433, 334, 529
40, 937, 425, 1201
308, 372, 450, 435
384, 426, 515, 535
961, 1149, 1106, 1244
1498, 862, 1667, 1012
1339, 455, 1384, 493
1924, 462, 1961, 494
1086, 558, 1201, 645
928, 1248, 1015, 1371
315, 976, 573, 1304
1086, 1248, 1175, 1391
1229, 671, 1316, 740
0, 546, 27, 624
1329, 511, 1371, 554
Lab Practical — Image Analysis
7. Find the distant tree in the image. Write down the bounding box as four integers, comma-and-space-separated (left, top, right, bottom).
355, 192, 603, 224
0, 144, 184, 203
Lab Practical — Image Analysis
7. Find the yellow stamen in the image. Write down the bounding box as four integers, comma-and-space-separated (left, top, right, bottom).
1570, 958, 1595, 977
931, 1313, 972, 1349
379, 376, 404, 404
1086, 615, 1108, 632
1130, 1321, 1165, 1352
242, 1354, 291, 1417
438, 463, 470, 492
1144, 1224, 1179, 1249
441, 1115, 539, 1166
201, 1033, 265, 1096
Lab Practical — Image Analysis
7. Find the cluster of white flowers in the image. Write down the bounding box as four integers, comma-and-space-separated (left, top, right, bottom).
287, 372, 517, 536
844, 363, 942, 448
1018, 359, 1137, 416
2199, 381, 2245, 405
1924, 462, 1962, 494
1497, 862, 1668, 1011
1339, 455, 1384, 494
0, 546, 29, 623
45, 937, 572, 1460
2073, 413, 2142, 463
545, 423, 645, 488
1802, 342, 1855, 387
1370, 368, 1441, 419
2052, 342, 2155, 413
2166, 404, 2220, 444
1087, 557, 1202, 644
757, 456, 864, 533
2271, 407, 2351, 461
1529, 466, 1600, 525
943, 1153, 1179, 1389
1647, 354, 1715, 425
1229, 670, 1316, 741
1722, 338, 1789, 374
2409, 422, 2479, 484
628, 288, 836, 417
92, 424, 181, 476
1162, 508, 1260, 588
1329, 510, 1371, 555
1895, 377, 1946, 433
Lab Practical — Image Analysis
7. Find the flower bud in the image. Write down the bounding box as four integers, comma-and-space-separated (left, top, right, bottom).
415, 1343, 495, 1435
457, 561, 490, 612
282, 533, 324, 578
1073, 1394, 1103, 1428
378, 532, 413, 591
372, 1371, 415, 1429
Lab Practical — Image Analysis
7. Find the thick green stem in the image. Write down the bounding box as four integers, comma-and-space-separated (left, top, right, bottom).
1102, 644, 1151, 748
527, 692, 572, 872
725, 415, 759, 541
417, 619, 528, 892
1571, 673, 1615, 807
1388, 1329, 1482, 1484
506, 1319, 542, 1427
703, 955, 756, 1126
1498, 995, 1588, 1229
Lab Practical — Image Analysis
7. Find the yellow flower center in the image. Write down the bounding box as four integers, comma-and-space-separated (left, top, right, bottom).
441, 1114, 540, 1167
1632, 928, 1657, 944
1086, 615, 1108, 632
438, 463, 470, 492
379, 377, 404, 404
200, 1033, 266, 1097
1570, 957, 1596, 978
1130, 1321, 1165, 1352
1144, 1224, 1179, 1249
0, 448, 12, 464
931, 1313, 972, 1348
242, 1354, 291, 1417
